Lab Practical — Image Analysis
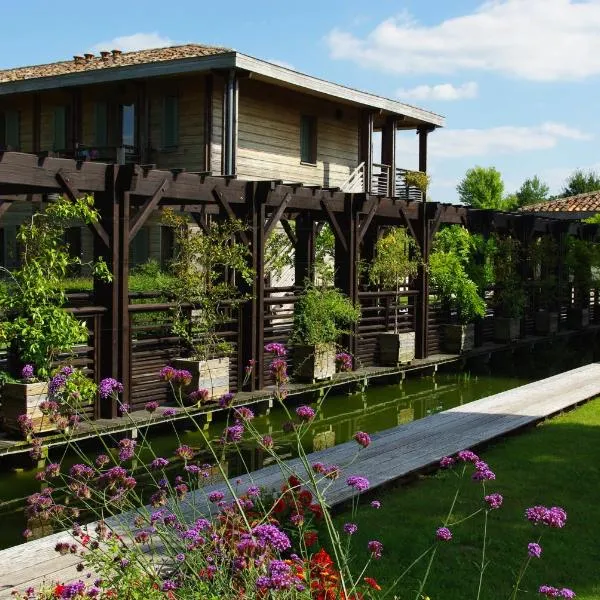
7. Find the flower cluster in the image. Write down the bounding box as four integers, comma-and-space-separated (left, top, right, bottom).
189, 388, 210, 405
264, 342, 287, 356
525, 505, 567, 528
335, 351, 353, 372
159, 366, 192, 386
20, 364, 35, 382
346, 475, 370, 492
538, 585, 576, 598
98, 377, 124, 399
354, 431, 371, 448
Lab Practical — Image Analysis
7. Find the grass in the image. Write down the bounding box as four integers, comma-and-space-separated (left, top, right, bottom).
336, 398, 600, 599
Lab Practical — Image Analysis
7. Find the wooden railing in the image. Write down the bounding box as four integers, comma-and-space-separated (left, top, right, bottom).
339, 162, 365, 193
395, 169, 424, 201
370, 163, 391, 196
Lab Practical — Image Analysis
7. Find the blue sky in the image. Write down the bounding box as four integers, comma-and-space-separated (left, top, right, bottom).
1, 0, 598, 202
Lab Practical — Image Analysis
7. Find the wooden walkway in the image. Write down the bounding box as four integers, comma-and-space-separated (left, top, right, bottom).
2, 362, 600, 596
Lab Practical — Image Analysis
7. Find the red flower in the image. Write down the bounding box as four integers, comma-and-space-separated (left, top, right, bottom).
309, 503, 324, 520
298, 489, 313, 506
53, 585, 65, 597
303, 530, 319, 547
364, 577, 382, 591
288, 475, 302, 488
273, 498, 287, 514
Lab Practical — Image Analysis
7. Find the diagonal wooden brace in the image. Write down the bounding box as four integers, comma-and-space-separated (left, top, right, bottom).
321, 198, 348, 252
398, 204, 417, 243
55, 169, 109, 248
358, 199, 378, 243
264, 192, 291, 238
211, 186, 250, 245
129, 178, 169, 239
280, 218, 297, 246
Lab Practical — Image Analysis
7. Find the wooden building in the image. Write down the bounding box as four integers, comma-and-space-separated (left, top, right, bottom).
0, 44, 443, 269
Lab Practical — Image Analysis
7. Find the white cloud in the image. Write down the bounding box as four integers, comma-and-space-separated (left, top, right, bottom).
91, 33, 175, 53
326, 0, 600, 81
397, 82, 478, 101
396, 122, 592, 159
267, 59, 296, 70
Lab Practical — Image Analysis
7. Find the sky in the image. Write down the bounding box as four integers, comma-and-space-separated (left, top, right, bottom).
1, 0, 599, 203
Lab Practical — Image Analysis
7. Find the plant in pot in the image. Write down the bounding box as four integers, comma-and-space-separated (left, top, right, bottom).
491, 235, 525, 342
369, 227, 421, 365
404, 170, 431, 196
290, 285, 360, 381
162, 209, 254, 400
529, 236, 560, 335
0, 195, 111, 435
429, 226, 486, 353
565, 237, 599, 329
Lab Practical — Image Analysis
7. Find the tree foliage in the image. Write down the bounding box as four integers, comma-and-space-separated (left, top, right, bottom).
456, 166, 507, 209
515, 175, 550, 207
561, 169, 600, 197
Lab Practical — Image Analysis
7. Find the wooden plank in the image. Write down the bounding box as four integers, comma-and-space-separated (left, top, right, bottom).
264, 192, 291, 238
210, 186, 250, 245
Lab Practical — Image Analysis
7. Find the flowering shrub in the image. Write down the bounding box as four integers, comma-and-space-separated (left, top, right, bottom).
16, 345, 575, 599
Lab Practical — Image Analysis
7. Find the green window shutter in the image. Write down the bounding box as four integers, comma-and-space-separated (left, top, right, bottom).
5, 110, 20, 150
300, 115, 316, 163
162, 96, 179, 148
130, 227, 149, 267
94, 102, 108, 146
53, 106, 67, 151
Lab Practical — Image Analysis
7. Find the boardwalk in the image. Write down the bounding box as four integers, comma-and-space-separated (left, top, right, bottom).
2, 362, 600, 596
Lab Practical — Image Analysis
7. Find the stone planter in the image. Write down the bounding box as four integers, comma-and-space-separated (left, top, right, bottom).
535, 310, 559, 335
378, 331, 415, 366
2, 382, 55, 436
567, 308, 589, 330
443, 323, 475, 354
494, 317, 521, 342
294, 345, 336, 382
172, 357, 230, 400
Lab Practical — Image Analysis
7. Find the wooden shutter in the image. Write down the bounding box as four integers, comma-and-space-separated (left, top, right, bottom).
5, 110, 20, 150
94, 102, 108, 146
162, 96, 179, 148
53, 106, 67, 151
300, 115, 316, 164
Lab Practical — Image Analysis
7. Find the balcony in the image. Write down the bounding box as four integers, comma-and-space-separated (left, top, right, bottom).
341, 163, 425, 200
52, 144, 140, 165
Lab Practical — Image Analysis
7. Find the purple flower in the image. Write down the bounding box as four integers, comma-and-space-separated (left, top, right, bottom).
175, 553, 185, 562
343, 523, 358, 535
145, 401, 159, 413
539, 586, 576, 598
48, 374, 66, 397
440, 456, 455, 468
173, 369, 192, 386
457, 450, 479, 463
45, 463, 60, 478
208, 491, 225, 503
367, 540, 383, 559
21, 364, 35, 381
246, 485, 261, 498
22, 528, 32, 539
335, 351, 353, 372
219, 392, 235, 408
484, 493, 503, 510
118, 403, 130, 415
118, 438, 136, 462
526, 505, 567, 528
436, 527, 452, 541
190, 388, 210, 404
222, 423, 244, 443
175, 445, 194, 460
261, 434, 274, 449
235, 406, 255, 421
252, 524, 292, 551
159, 366, 176, 381
99, 378, 124, 399
95, 454, 110, 468
354, 431, 371, 448
162, 580, 179, 592
296, 405, 315, 421
163, 408, 177, 417
371, 500, 381, 509
346, 475, 370, 492
150, 457, 169, 470
264, 342, 287, 356
528, 542, 542, 558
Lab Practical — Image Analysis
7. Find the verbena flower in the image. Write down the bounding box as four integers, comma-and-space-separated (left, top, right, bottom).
344, 523, 358, 535
526, 505, 567, 528
457, 450, 479, 463
264, 342, 287, 356
539, 585, 576, 598
252, 523, 291, 551
440, 456, 455, 468
484, 493, 503, 510
189, 388, 210, 404
346, 475, 370, 492
21, 364, 35, 381
354, 431, 371, 448
117, 439, 136, 462
163, 408, 177, 417
175, 445, 194, 460
436, 526, 452, 541
235, 406, 255, 421
150, 457, 169, 470
528, 542, 542, 558
335, 352, 353, 372
367, 540, 383, 559
261, 434, 274, 449
222, 423, 244, 443
296, 405, 315, 421
371, 500, 381, 509
208, 491, 225, 503
98, 378, 124, 399
159, 366, 176, 381
219, 392, 235, 408
145, 401, 159, 413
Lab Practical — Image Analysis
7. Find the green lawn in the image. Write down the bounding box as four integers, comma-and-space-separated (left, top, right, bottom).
336, 398, 600, 599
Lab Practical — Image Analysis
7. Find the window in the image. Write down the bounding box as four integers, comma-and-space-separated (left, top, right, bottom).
94, 102, 108, 146
0, 111, 20, 151
300, 115, 317, 164
121, 104, 135, 147
53, 106, 68, 151
162, 96, 179, 148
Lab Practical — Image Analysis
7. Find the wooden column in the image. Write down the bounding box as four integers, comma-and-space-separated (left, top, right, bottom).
414, 126, 432, 358
295, 212, 315, 287
93, 165, 131, 416
359, 110, 374, 193
381, 117, 397, 196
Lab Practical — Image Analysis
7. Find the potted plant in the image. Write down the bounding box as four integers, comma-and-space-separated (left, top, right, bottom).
369, 227, 421, 365
404, 170, 430, 195
429, 226, 486, 353
163, 210, 254, 399
290, 285, 360, 381
565, 237, 598, 329
0, 195, 111, 435
491, 235, 525, 342
529, 236, 560, 335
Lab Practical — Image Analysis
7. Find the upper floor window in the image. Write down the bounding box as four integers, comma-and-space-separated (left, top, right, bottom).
162, 96, 179, 149
300, 115, 317, 164
53, 106, 69, 151
121, 104, 135, 147
0, 110, 20, 151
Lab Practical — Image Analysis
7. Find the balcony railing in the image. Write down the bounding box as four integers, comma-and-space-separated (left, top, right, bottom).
368, 165, 424, 200
52, 144, 139, 165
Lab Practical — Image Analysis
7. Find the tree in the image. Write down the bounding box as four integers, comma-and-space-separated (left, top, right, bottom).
456, 166, 506, 209
561, 169, 600, 197
515, 175, 550, 207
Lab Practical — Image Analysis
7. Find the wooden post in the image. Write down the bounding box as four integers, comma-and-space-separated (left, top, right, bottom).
381, 117, 396, 196
136, 81, 149, 164
204, 74, 214, 173
295, 212, 315, 287
359, 110, 374, 193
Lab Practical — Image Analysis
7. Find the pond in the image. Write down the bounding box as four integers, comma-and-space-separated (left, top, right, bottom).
0, 338, 595, 549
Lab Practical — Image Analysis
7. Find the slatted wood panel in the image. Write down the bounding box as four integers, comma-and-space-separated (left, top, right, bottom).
356, 290, 417, 368
3, 363, 600, 596
427, 298, 448, 356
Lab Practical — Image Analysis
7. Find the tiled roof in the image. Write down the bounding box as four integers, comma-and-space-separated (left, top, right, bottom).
519, 191, 600, 213
0, 44, 231, 84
